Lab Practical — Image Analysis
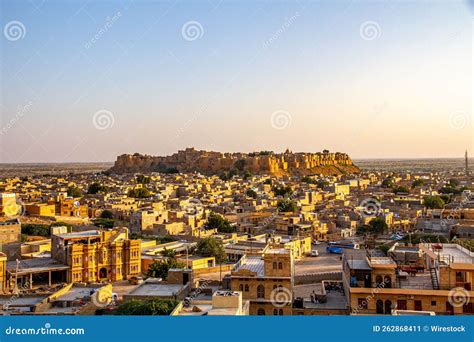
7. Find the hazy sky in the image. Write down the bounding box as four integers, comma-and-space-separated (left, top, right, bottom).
0, 0, 472, 163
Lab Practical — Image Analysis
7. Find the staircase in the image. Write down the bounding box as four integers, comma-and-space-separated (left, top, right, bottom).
429, 267, 440, 290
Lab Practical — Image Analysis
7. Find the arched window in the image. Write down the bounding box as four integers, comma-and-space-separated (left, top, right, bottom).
257, 285, 265, 298
384, 300, 392, 315
273, 309, 278, 315
244, 284, 249, 292
279, 309, 283, 315
384, 275, 392, 288
278, 262, 283, 269
239, 284, 243, 291
273, 262, 277, 269
375, 275, 383, 287
257, 308, 265, 316
376, 300, 384, 314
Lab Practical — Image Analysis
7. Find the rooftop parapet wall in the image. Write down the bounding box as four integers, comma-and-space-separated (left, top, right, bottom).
109, 148, 360, 176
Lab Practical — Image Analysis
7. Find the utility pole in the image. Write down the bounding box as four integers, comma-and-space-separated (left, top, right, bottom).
465, 150, 469, 176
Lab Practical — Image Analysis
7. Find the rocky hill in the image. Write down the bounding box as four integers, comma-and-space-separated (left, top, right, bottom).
108, 148, 360, 176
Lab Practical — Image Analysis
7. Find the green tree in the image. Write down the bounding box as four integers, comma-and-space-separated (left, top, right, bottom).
440, 194, 451, 204
115, 299, 179, 315
411, 179, 425, 188
88, 182, 108, 194
22, 224, 50, 237
205, 212, 234, 233
272, 185, 293, 197
301, 176, 317, 185
381, 178, 394, 188
195, 237, 226, 264
449, 178, 460, 187
316, 179, 329, 189
146, 256, 185, 280
128, 188, 152, 198
162, 248, 176, 258
246, 188, 257, 199
368, 217, 388, 235
423, 196, 445, 209
100, 210, 114, 219
277, 200, 297, 212
392, 186, 409, 194
67, 186, 83, 198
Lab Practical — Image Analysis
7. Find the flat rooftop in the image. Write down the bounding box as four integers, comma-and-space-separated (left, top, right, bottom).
347, 259, 371, 271
234, 256, 264, 276
0, 295, 45, 307
127, 282, 185, 297
423, 243, 474, 264
438, 245, 474, 263
6, 258, 69, 275
399, 271, 434, 290
294, 284, 347, 310
54, 286, 99, 302
266, 248, 290, 254
54, 230, 101, 239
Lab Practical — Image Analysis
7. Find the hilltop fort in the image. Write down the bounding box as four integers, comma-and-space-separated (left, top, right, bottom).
108, 148, 360, 176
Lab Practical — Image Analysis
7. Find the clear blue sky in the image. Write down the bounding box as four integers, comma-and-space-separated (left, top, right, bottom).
1, 0, 472, 163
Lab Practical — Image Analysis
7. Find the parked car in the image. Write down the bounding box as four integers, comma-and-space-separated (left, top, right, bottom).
310, 250, 319, 257
326, 246, 344, 254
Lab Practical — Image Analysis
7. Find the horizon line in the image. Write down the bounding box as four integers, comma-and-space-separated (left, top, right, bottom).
1, 156, 473, 165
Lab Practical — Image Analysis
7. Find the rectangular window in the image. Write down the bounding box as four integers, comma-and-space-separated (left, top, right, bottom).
414, 300, 422, 311
358, 298, 368, 309
397, 300, 407, 311
463, 303, 474, 314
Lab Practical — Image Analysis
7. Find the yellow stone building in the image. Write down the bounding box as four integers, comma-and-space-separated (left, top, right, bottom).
230, 248, 294, 315
58, 198, 88, 218
51, 227, 141, 283
25, 203, 56, 217
0, 219, 21, 244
